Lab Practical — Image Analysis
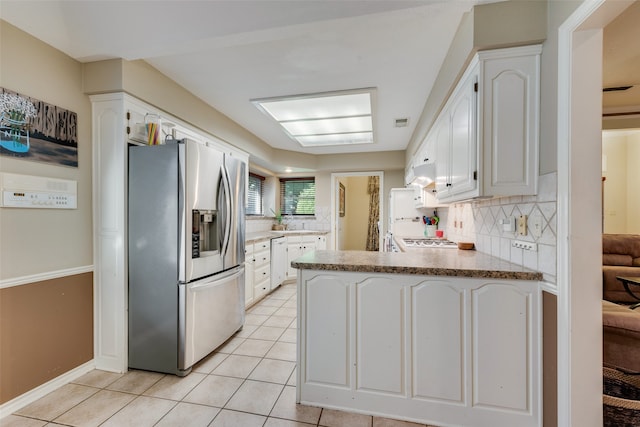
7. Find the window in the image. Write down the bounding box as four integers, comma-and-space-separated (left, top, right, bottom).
247, 173, 264, 216
280, 177, 315, 215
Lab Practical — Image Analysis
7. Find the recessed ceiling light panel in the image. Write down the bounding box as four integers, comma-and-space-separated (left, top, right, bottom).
252, 88, 376, 147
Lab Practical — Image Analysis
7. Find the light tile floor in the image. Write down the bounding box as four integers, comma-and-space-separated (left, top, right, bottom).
5, 283, 437, 427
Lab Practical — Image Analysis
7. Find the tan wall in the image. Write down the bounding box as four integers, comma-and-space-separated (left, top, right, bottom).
602, 133, 629, 233
602, 131, 640, 234
627, 133, 640, 233
0, 21, 93, 279
0, 273, 93, 404
0, 21, 95, 406
343, 176, 370, 251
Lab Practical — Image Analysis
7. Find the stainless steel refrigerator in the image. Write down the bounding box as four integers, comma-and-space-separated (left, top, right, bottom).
128, 138, 246, 376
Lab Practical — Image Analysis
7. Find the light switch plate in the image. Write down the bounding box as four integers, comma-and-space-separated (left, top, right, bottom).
517, 215, 528, 236
531, 215, 543, 238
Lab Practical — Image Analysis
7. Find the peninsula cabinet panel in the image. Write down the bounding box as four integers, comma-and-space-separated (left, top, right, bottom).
472, 283, 533, 412
411, 280, 465, 403
297, 270, 541, 427
303, 274, 350, 387
356, 277, 404, 395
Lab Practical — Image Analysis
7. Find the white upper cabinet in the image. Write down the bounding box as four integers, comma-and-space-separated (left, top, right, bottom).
435, 65, 478, 201
411, 44, 541, 203
479, 46, 540, 197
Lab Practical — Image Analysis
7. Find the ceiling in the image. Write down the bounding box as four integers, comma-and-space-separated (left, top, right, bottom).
2, 1, 638, 163
603, 0, 640, 115
0, 0, 487, 158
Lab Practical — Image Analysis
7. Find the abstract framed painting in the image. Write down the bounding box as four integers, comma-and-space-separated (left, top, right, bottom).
0, 88, 78, 167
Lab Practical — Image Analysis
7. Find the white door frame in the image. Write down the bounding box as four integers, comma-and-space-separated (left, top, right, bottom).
330, 171, 384, 251
557, 1, 633, 425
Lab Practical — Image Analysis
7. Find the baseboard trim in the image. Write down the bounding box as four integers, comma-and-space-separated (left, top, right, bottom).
0, 265, 93, 289
0, 360, 95, 420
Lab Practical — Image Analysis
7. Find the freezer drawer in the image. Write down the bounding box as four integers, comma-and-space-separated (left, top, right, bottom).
181, 266, 245, 370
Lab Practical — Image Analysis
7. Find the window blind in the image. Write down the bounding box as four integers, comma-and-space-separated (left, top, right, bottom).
247, 173, 264, 215
280, 177, 315, 215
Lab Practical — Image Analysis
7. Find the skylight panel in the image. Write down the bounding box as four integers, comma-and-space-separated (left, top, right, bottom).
252, 89, 375, 147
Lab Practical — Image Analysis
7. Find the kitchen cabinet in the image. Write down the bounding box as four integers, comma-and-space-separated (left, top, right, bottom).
434, 65, 478, 201
286, 235, 320, 280
244, 245, 255, 306
297, 270, 541, 427
412, 44, 541, 203
315, 235, 327, 250
479, 46, 540, 197
253, 240, 271, 300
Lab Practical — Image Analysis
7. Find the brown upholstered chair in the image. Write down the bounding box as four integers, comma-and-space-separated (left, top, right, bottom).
603, 234, 640, 303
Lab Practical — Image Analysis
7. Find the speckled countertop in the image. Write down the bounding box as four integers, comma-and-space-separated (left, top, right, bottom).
245, 230, 329, 245
291, 249, 543, 281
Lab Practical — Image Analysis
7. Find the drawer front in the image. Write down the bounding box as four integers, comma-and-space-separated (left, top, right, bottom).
245, 244, 255, 257
255, 263, 270, 281
255, 240, 271, 252
254, 249, 271, 267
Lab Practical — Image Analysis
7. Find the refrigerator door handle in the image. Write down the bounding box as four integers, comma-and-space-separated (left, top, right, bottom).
188, 266, 242, 291
219, 165, 232, 258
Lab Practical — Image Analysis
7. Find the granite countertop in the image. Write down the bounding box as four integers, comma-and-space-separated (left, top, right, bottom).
245, 230, 329, 245
290, 249, 543, 281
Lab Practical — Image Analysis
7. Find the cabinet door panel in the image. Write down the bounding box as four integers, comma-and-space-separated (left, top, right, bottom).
356, 277, 404, 394
450, 75, 477, 197
304, 274, 350, 387
482, 53, 539, 195
434, 115, 451, 196
412, 281, 465, 402
472, 283, 530, 411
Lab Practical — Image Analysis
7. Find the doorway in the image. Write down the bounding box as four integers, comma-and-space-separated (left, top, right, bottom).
330, 172, 384, 251
557, 0, 634, 425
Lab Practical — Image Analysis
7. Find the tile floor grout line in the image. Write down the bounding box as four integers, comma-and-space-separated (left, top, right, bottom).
205, 292, 290, 425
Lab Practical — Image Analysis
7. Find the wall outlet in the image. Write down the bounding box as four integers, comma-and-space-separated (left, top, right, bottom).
512, 240, 537, 252
517, 215, 528, 236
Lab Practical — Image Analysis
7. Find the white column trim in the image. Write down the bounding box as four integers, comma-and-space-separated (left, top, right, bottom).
556, 1, 634, 425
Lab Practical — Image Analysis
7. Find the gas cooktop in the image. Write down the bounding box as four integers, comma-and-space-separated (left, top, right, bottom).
401, 237, 458, 249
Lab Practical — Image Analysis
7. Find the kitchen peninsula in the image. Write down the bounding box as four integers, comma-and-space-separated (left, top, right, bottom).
292, 249, 543, 427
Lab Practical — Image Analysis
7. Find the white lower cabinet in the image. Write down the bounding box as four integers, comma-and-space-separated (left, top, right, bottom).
298, 271, 540, 427
244, 245, 255, 306
286, 235, 318, 280
253, 241, 271, 300
244, 239, 271, 307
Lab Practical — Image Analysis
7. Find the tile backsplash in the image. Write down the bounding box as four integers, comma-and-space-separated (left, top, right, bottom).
246, 206, 332, 233
444, 172, 557, 283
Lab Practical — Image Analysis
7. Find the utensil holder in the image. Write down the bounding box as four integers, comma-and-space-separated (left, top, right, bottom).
425, 225, 437, 237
